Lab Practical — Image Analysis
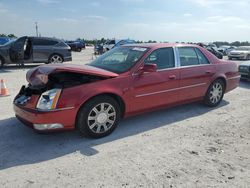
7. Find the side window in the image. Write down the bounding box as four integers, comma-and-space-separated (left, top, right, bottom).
33, 39, 58, 46
195, 48, 210, 64
145, 48, 175, 70
178, 47, 199, 66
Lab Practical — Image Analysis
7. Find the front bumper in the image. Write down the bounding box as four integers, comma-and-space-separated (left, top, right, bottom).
14, 104, 76, 132
64, 55, 72, 62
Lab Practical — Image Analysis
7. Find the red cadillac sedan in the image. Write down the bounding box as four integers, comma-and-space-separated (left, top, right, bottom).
14, 43, 240, 138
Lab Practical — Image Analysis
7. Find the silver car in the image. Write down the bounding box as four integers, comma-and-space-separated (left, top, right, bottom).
0, 36, 72, 67
228, 46, 250, 60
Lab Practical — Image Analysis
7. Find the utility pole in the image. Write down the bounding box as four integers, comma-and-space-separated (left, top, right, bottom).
35, 22, 38, 37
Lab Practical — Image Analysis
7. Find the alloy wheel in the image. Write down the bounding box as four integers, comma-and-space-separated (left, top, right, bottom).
50, 55, 63, 63
87, 103, 116, 134
209, 82, 223, 104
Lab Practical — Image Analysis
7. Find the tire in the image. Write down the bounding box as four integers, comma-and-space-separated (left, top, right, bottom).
77, 48, 82, 52
76, 96, 121, 138
48, 54, 63, 64
228, 57, 232, 60
246, 54, 250, 60
204, 79, 225, 107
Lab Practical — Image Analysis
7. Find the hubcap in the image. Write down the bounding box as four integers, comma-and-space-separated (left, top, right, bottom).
51, 55, 62, 63
87, 103, 116, 133
209, 82, 223, 104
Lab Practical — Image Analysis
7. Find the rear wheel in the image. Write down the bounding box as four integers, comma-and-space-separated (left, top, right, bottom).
76, 96, 121, 138
204, 79, 225, 107
77, 48, 82, 52
49, 54, 63, 64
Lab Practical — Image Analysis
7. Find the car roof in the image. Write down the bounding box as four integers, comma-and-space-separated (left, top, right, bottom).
29, 36, 62, 42
123, 43, 200, 49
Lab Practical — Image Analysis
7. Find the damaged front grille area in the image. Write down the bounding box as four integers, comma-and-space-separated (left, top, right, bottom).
14, 71, 107, 105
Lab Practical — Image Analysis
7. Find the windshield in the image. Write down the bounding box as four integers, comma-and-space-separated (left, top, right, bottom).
89, 46, 148, 73
236, 47, 250, 51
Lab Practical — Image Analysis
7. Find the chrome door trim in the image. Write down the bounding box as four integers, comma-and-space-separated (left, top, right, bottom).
135, 82, 207, 98
226, 75, 241, 80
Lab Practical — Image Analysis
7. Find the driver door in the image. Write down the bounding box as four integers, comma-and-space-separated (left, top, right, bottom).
9, 36, 27, 63
129, 47, 180, 113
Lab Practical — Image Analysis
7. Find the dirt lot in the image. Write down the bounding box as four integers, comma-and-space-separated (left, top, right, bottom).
0, 47, 250, 188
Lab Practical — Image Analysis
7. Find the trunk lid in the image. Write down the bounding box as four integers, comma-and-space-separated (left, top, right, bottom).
26, 64, 119, 86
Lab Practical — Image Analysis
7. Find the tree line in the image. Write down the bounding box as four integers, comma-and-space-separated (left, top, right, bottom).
1, 33, 249, 47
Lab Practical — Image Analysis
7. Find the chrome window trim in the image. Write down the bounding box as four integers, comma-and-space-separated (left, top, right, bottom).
135, 82, 207, 98
173, 47, 181, 68
177, 64, 213, 69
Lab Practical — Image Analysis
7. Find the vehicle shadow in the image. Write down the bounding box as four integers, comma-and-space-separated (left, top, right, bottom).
239, 80, 250, 89
0, 101, 229, 170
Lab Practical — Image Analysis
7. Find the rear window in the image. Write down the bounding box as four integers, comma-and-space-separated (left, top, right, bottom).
33, 39, 58, 46
179, 47, 199, 66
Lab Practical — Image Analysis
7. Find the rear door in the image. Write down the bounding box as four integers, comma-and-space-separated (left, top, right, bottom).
32, 38, 58, 62
9, 36, 27, 63
177, 47, 216, 101
130, 47, 180, 113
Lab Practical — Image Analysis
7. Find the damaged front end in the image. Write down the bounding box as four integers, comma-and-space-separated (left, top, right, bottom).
15, 64, 118, 107
13, 64, 118, 131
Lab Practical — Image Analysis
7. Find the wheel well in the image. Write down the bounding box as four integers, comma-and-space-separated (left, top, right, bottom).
215, 77, 227, 89
79, 93, 126, 118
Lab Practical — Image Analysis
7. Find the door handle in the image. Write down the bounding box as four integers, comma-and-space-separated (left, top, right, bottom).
205, 70, 212, 74
168, 75, 176, 79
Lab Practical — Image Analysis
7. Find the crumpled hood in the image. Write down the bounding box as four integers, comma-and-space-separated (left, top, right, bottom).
26, 64, 119, 86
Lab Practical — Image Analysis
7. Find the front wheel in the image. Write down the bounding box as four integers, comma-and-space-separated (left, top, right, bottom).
76, 96, 121, 138
204, 79, 225, 107
48, 54, 63, 64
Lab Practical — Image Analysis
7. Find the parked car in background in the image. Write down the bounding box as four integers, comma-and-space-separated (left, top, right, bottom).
66, 40, 85, 52
218, 45, 237, 55
0, 36, 72, 67
94, 43, 104, 55
0, 37, 13, 46
14, 43, 239, 138
205, 46, 223, 59
228, 46, 250, 60
103, 39, 136, 51
239, 62, 250, 80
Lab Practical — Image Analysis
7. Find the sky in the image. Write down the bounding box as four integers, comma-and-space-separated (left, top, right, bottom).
0, 0, 250, 42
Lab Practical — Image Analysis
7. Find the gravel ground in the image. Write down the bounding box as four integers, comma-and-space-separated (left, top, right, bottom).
0, 47, 250, 188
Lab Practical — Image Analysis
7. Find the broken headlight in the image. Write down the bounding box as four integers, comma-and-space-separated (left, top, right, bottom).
36, 89, 61, 110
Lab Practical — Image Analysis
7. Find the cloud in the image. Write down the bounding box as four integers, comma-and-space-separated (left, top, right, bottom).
55, 18, 79, 23
186, 0, 248, 7
183, 13, 192, 17
36, 0, 59, 4
90, 2, 100, 7
82, 15, 108, 21
120, 0, 145, 3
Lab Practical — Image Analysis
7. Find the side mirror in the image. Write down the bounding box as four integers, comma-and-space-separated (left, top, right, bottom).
138, 64, 157, 75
